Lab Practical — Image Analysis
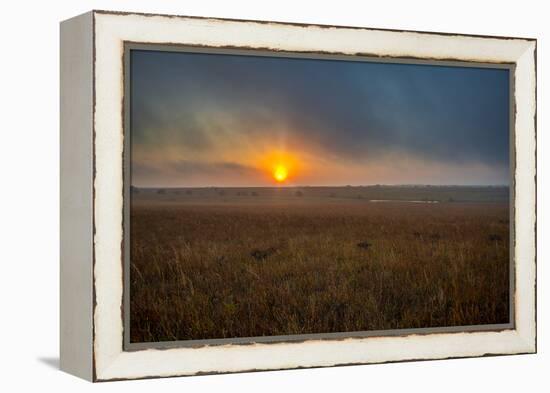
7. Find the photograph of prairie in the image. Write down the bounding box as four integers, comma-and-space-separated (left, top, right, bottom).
128, 48, 511, 344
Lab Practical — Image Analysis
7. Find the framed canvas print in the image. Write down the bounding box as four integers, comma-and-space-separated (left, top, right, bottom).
60, 10, 537, 381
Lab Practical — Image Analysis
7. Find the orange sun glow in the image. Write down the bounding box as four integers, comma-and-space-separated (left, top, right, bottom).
273, 165, 288, 182
259, 150, 300, 184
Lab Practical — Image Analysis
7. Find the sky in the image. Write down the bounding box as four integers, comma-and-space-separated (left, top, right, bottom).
130, 49, 510, 187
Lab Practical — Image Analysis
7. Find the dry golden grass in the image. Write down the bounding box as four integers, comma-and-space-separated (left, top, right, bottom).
129, 196, 509, 343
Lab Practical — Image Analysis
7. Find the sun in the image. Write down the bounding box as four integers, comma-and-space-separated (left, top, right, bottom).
273, 165, 288, 182
259, 149, 300, 184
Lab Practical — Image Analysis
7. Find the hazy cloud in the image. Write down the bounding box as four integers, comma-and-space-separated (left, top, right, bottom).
130, 50, 510, 186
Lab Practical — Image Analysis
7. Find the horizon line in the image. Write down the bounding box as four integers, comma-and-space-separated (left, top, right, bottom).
131, 184, 511, 189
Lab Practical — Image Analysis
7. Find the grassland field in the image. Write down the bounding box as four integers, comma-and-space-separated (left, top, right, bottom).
129, 185, 510, 343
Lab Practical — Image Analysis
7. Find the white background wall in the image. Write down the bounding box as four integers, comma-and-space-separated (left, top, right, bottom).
0, 0, 546, 391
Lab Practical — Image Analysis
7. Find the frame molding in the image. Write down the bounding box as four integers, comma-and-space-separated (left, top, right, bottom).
60, 10, 536, 381
60, 11, 94, 381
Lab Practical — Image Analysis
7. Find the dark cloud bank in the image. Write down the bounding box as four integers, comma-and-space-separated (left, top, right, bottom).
130, 49, 510, 186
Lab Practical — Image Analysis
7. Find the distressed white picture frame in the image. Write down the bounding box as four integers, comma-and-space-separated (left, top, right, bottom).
60, 10, 536, 382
